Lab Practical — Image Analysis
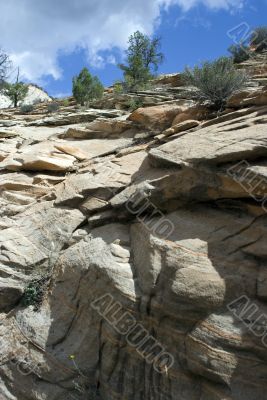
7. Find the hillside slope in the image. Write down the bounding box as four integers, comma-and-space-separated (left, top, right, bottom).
0, 54, 267, 400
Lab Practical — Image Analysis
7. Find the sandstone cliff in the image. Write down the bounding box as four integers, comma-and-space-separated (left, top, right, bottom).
0, 53, 267, 400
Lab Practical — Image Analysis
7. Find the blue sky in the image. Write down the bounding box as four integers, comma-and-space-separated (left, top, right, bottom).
0, 0, 265, 97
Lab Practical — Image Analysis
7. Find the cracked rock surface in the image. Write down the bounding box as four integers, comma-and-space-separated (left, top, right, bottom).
0, 53, 267, 400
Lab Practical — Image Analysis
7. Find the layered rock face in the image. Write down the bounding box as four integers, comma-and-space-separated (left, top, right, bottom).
0, 55, 267, 400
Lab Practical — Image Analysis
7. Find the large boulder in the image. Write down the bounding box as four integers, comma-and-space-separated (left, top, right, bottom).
171, 105, 210, 125
153, 73, 184, 87
128, 103, 191, 131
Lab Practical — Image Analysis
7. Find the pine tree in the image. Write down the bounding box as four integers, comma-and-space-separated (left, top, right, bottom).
119, 31, 164, 91
72, 68, 104, 105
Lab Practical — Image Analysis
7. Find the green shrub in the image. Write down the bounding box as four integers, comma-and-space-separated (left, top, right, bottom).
182, 57, 247, 111
47, 101, 59, 113
22, 276, 50, 311
20, 104, 34, 114
113, 81, 124, 94
72, 68, 104, 105
228, 43, 250, 63
250, 26, 267, 52
126, 97, 144, 111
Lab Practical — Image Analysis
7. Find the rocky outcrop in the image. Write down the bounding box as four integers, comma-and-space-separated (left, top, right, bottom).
27, 108, 125, 126
128, 102, 193, 130
228, 85, 267, 108
0, 56, 267, 400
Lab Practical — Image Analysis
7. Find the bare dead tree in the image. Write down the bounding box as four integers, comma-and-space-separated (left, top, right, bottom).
0, 49, 12, 88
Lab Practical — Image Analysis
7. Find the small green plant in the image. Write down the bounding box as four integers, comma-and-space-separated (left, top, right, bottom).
62, 98, 69, 107
47, 101, 59, 113
126, 97, 144, 111
182, 57, 247, 111
113, 81, 124, 94
228, 43, 250, 63
22, 276, 50, 311
69, 355, 100, 399
20, 104, 34, 114
72, 67, 104, 105
250, 26, 267, 52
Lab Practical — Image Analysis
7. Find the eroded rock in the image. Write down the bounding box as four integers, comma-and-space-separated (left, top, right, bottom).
128, 103, 190, 131
0, 55, 267, 400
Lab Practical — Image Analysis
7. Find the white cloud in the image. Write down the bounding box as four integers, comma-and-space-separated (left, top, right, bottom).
0, 0, 244, 82
162, 0, 244, 11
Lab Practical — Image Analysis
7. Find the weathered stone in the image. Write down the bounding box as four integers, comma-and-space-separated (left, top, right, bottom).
1, 55, 267, 400
163, 119, 199, 136
153, 73, 184, 87
80, 196, 109, 213
55, 151, 147, 206
0, 201, 85, 272
228, 85, 267, 108
149, 112, 267, 168
257, 266, 267, 300
171, 105, 210, 125
0, 130, 19, 138
128, 103, 188, 130
54, 143, 88, 160
2, 153, 76, 172
0, 137, 21, 161
27, 109, 125, 126
0, 278, 24, 311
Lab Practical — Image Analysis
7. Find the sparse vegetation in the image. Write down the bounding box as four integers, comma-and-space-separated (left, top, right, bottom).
126, 97, 144, 111
47, 101, 59, 113
20, 104, 34, 114
62, 98, 69, 107
228, 43, 250, 63
22, 276, 50, 311
119, 31, 164, 91
250, 26, 267, 52
72, 67, 104, 105
113, 81, 124, 94
182, 57, 247, 111
69, 355, 100, 399
227, 25, 267, 63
